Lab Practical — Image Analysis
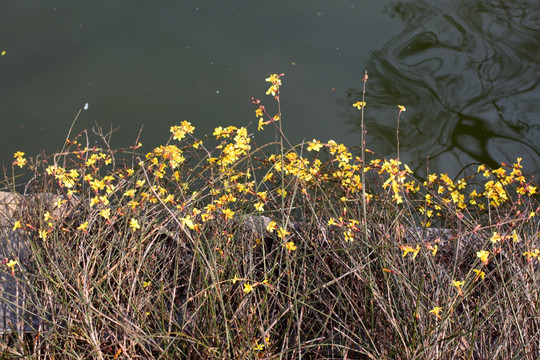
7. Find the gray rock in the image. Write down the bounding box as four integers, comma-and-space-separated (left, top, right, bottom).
0, 191, 45, 334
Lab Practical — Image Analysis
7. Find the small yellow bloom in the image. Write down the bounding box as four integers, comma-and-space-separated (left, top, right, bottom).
38, 229, 48, 240
307, 139, 323, 152
429, 306, 442, 319
222, 208, 234, 220
353, 101, 366, 109
476, 250, 490, 265
277, 227, 290, 239
1, 51, 6, 56
473, 269, 486, 280
510, 230, 519, 243
99, 208, 111, 220
399, 244, 420, 259
266, 221, 277, 233
6, 260, 17, 275
254, 201, 264, 212
12, 221, 22, 231
452, 280, 465, 296
13, 151, 27, 168
426, 243, 438, 256
253, 342, 264, 351
258, 118, 265, 131
123, 189, 136, 197
398, 105, 406, 112
285, 241, 297, 252
180, 215, 197, 230
129, 218, 141, 230
243, 282, 253, 294
142, 281, 151, 288
77, 221, 89, 232
490, 232, 502, 243
523, 249, 540, 261
232, 275, 239, 284
54, 198, 67, 208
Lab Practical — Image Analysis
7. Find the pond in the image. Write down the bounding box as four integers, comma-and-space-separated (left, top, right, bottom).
1, 0, 539, 180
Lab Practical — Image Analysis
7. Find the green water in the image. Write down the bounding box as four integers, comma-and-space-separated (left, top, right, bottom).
1, 0, 539, 180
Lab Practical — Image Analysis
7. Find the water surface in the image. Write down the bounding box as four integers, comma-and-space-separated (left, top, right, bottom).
1, 0, 538, 180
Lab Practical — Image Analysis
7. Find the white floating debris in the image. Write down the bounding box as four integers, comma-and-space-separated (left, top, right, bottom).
84, 103, 89, 110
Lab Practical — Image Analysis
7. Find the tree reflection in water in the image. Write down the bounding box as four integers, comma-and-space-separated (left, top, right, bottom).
345, 0, 540, 179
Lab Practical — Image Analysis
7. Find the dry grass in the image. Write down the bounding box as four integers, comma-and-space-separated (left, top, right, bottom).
0, 74, 539, 359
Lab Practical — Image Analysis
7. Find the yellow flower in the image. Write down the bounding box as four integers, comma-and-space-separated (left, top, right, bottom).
99, 208, 111, 220
12, 221, 22, 231
243, 282, 253, 294
523, 249, 540, 261
490, 232, 502, 243
170, 121, 195, 141
473, 269, 485, 280
285, 241, 297, 252
180, 215, 197, 230
266, 84, 279, 96
254, 202, 264, 212
38, 229, 48, 240
429, 306, 442, 319
129, 218, 141, 230
13, 151, 27, 168
426, 243, 438, 256
222, 208, 235, 220
143, 281, 151, 288
1, 51, 5, 56
54, 198, 67, 208
266, 221, 277, 233
307, 140, 323, 152
399, 244, 420, 259
6, 259, 17, 268
398, 105, 406, 112
476, 250, 490, 265
258, 118, 265, 131
123, 189, 136, 197
265, 73, 282, 85
510, 230, 519, 243
265, 73, 283, 96
352, 101, 366, 109
77, 221, 89, 232
255, 107, 264, 117
452, 280, 465, 296
253, 342, 264, 351
277, 227, 290, 239
6, 260, 17, 275
232, 275, 239, 284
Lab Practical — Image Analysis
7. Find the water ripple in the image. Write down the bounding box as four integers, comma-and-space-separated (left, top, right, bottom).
347, 0, 540, 179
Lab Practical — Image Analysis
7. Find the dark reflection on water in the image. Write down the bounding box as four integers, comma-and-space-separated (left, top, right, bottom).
344, 0, 540, 179
1, 0, 539, 181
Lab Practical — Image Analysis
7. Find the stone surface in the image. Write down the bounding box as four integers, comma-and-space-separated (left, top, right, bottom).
0, 191, 43, 334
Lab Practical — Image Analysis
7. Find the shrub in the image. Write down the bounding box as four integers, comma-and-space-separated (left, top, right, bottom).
1, 73, 539, 359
